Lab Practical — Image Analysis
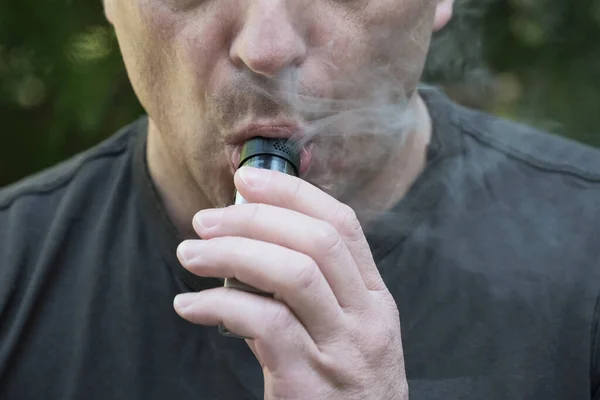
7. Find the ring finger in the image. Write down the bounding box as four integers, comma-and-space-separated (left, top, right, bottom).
174, 287, 317, 372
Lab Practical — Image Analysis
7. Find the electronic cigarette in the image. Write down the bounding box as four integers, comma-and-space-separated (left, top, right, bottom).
219, 137, 301, 338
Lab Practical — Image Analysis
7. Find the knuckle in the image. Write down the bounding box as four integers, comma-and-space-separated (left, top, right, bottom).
361, 315, 400, 359
336, 203, 362, 239
314, 352, 352, 385
313, 221, 343, 257
292, 256, 321, 292
265, 301, 296, 334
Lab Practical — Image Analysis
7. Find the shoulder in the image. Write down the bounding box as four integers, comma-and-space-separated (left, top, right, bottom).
437, 97, 600, 303
0, 118, 145, 212
0, 118, 147, 339
446, 99, 600, 249
452, 101, 600, 185
430, 90, 600, 270
0, 117, 146, 267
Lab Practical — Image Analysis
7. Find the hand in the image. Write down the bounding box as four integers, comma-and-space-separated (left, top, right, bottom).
174, 166, 408, 400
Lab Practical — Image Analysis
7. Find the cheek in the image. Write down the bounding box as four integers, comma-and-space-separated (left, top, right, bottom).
175, 6, 237, 97
317, 0, 434, 97
114, 1, 233, 107
110, 1, 184, 115
362, 0, 436, 63
324, 1, 434, 62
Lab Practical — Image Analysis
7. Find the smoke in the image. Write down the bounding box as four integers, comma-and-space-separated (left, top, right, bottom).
231, 0, 497, 223
283, 62, 420, 205
279, 65, 416, 147
238, 32, 428, 202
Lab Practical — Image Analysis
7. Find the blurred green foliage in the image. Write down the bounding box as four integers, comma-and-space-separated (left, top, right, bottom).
1, 0, 599, 187
0, 1, 144, 186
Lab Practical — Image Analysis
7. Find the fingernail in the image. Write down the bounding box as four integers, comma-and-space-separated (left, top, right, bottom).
177, 240, 202, 263
174, 293, 195, 310
194, 208, 223, 229
239, 167, 270, 188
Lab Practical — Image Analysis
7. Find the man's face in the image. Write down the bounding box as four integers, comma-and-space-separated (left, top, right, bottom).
105, 0, 442, 207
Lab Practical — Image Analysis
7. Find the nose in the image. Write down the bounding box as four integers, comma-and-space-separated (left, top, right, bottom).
230, 3, 307, 77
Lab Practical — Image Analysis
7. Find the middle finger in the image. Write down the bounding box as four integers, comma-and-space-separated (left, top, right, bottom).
178, 236, 344, 341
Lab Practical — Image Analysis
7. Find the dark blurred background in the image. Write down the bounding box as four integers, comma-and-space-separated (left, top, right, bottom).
1, 0, 599, 187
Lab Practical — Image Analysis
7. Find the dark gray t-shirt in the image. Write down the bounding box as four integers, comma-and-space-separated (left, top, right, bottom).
1, 88, 599, 399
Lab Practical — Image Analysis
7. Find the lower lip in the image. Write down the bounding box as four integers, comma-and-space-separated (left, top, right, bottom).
231, 143, 312, 176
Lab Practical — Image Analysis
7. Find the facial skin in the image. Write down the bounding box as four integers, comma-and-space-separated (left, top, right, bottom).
104, 0, 454, 237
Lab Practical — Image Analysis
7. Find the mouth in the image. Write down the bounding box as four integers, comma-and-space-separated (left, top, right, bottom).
226, 121, 313, 175
227, 121, 303, 145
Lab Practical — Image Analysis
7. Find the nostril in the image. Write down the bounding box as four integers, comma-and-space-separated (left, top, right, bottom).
234, 38, 303, 75
229, 18, 307, 77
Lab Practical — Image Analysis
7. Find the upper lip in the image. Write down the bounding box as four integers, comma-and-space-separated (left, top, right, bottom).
227, 121, 304, 145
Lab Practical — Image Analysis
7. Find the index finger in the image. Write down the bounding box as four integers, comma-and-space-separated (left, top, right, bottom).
234, 166, 387, 292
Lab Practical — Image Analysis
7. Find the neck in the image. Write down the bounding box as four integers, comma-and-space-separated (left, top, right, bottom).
146, 94, 431, 238
146, 123, 211, 239
346, 94, 431, 222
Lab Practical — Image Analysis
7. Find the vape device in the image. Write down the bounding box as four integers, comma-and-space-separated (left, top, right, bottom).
219, 137, 301, 338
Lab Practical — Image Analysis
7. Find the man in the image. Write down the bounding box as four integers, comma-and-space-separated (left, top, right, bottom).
1, 0, 599, 398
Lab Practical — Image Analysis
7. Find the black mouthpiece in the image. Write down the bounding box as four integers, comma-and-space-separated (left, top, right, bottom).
239, 137, 301, 175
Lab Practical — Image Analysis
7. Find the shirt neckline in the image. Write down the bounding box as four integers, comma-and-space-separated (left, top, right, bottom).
365, 86, 463, 259
132, 119, 222, 292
